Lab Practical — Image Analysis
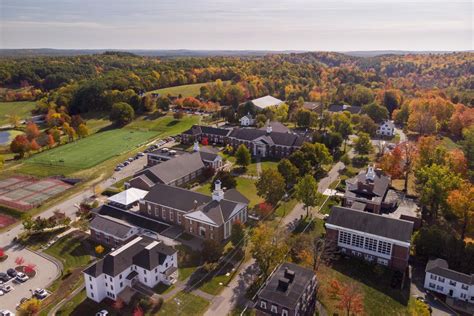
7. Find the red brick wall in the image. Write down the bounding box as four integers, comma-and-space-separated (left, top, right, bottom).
390, 244, 410, 271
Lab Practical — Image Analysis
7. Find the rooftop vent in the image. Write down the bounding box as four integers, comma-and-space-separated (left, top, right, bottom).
284, 267, 295, 282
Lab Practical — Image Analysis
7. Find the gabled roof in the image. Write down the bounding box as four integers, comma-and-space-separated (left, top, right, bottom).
326, 206, 414, 243
426, 258, 474, 285
380, 121, 395, 129
303, 102, 322, 111
107, 188, 148, 206
199, 150, 220, 162
229, 128, 304, 147
224, 189, 250, 204
258, 121, 290, 133
89, 214, 135, 239
83, 236, 176, 278
346, 169, 390, 198
135, 152, 205, 185
183, 125, 232, 137
257, 262, 316, 309
251, 95, 284, 109
143, 183, 211, 212
185, 199, 246, 226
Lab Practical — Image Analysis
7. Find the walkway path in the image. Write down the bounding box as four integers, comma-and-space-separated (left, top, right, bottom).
255, 157, 262, 177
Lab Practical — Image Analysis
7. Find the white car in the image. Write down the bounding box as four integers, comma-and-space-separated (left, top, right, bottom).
96, 310, 108, 316
34, 288, 47, 299
0, 310, 15, 316
1, 285, 13, 292
15, 273, 28, 283
0, 290, 4, 296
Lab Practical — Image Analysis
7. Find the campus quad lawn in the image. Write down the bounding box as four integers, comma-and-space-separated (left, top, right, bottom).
0, 101, 36, 125
146, 81, 230, 98
318, 258, 409, 316
159, 292, 210, 315
25, 128, 157, 170
246, 159, 278, 177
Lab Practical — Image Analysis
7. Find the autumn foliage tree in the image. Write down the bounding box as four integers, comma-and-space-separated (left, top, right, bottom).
10, 134, 30, 158
113, 298, 125, 310
25, 122, 40, 141
328, 279, 364, 316
447, 182, 474, 240
378, 146, 403, 179
24, 263, 37, 274
133, 306, 144, 316
257, 202, 273, 218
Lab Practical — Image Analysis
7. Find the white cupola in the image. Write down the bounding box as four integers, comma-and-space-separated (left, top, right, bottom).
212, 180, 225, 202
193, 141, 200, 152
366, 164, 376, 181
266, 121, 272, 134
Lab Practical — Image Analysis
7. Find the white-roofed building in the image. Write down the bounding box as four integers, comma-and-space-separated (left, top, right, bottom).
107, 188, 149, 209
250, 95, 284, 110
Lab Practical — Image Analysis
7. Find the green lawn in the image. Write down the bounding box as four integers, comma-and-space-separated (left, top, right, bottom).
274, 198, 298, 218
25, 128, 157, 170
55, 289, 87, 316
44, 232, 92, 270
147, 81, 230, 98
195, 177, 263, 207
246, 160, 278, 177
0, 101, 36, 125
159, 292, 210, 315
236, 177, 263, 207
178, 267, 197, 282
318, 258, 409, 315
127, 114, 200, 135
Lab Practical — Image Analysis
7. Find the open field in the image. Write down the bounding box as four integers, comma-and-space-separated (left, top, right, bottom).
127, 114, 200, 134
44, 232, 92, 270
0, 101, 36, 125
147, 81, 230, 98
25, 129, 157, 170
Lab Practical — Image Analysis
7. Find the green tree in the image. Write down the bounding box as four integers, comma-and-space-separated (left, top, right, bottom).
212, 170, 237, 189
332, 113, 353, 152
230, 220, 245, 248
356, 114, 378, 136
141, 95, 156, 112
416, 164, 460, 218
382, 89, 402, 114
110, 102, 135, 126
250, 223, 288, 278
202, 239, 224, 263
235, 144, 251, 169
354, 132, 372, 155
295, 109, 312, 128
351, 85, 374, 107
277, 158, 299, 187
256, 168, 286, 205
299, 142, 333, 174
157, 96, 171, 111
461, 126, 474, 180
361, 102, 389, 123
295, 174, 319, 217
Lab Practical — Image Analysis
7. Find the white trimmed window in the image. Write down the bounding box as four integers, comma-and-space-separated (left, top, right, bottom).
271, 305, 278, 313
338, 231, 351, 245
260, 300, 267, 309
430, 274, 437, 280
364, 237, 378, 252
377, 240, 392, 256
352, 234, 364, 248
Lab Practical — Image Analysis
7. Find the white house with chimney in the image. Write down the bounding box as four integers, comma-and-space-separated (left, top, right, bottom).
424, 258, 474, 304
83, 236, 178, 303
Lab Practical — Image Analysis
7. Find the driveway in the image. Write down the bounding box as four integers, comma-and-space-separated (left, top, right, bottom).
0, 247, 59, 311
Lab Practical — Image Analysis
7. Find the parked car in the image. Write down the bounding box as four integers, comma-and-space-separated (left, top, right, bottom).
15, 273, 28, 283
123, 161, 130, 166
114, 166, 122, 172
0, 309, 14, 316
1, 285, 13, 292
0, 290, 4, 296
34, 288, 47, 299
127, 158, 134, 162
137, 152, 145, 157
6, 269, 17, 278
96, 310, 109, 316
0, 273, 10, 282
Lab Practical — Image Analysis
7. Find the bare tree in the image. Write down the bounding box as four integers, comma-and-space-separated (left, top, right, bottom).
313, 237, 339, 271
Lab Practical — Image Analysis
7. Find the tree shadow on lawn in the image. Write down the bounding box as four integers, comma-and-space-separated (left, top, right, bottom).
185, 261, 235, 291
330, 257, 410, 306
166, 120, 180, 127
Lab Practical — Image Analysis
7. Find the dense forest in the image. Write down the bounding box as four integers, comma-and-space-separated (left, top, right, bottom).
0, 51, 472, 139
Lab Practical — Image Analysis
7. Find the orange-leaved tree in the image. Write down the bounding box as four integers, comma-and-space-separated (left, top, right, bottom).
328, 279, 364, 316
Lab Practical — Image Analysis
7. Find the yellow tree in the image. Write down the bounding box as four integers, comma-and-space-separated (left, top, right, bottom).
447, 182, 474, 240
19, 298, 41, 315
95, 245, 105, 255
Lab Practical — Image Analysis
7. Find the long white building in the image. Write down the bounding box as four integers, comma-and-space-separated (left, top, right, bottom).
83, 236, 178, 303
424, 258, 474, 303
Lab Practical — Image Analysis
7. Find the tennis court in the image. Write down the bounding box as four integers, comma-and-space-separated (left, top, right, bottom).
0, 176, 72, 211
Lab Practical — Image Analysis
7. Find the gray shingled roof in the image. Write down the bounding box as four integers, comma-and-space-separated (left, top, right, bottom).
89, 214, 135, 239
328, 104, 361, 114
183, 125, 232, 136
257, 262, 316, 308
229, 128, 304, 147
326, 206, 414, 243
83, 236, 176, 277
186, 199, 245, 225
135, 152, 205, 185
258, 121, 290, 133
346, 169, 390, 198
426, 258, 474, 285
144, 183, 212, 211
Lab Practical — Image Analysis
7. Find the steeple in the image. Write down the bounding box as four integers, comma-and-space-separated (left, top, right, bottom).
212, 180, 224, 202
266, 120, 272, 134
366, 164, 375, 181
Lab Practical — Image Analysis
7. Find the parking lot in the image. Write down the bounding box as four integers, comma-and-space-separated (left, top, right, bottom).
0, 248, 58, 311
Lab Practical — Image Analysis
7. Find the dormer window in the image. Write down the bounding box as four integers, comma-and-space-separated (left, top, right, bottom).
260, 300, 267, 309
271, 305, 278, 313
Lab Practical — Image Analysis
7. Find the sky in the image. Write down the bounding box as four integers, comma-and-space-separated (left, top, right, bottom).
1, 0, 472, 51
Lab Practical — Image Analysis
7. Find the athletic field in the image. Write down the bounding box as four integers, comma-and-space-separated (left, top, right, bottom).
25, 129, 157, 170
